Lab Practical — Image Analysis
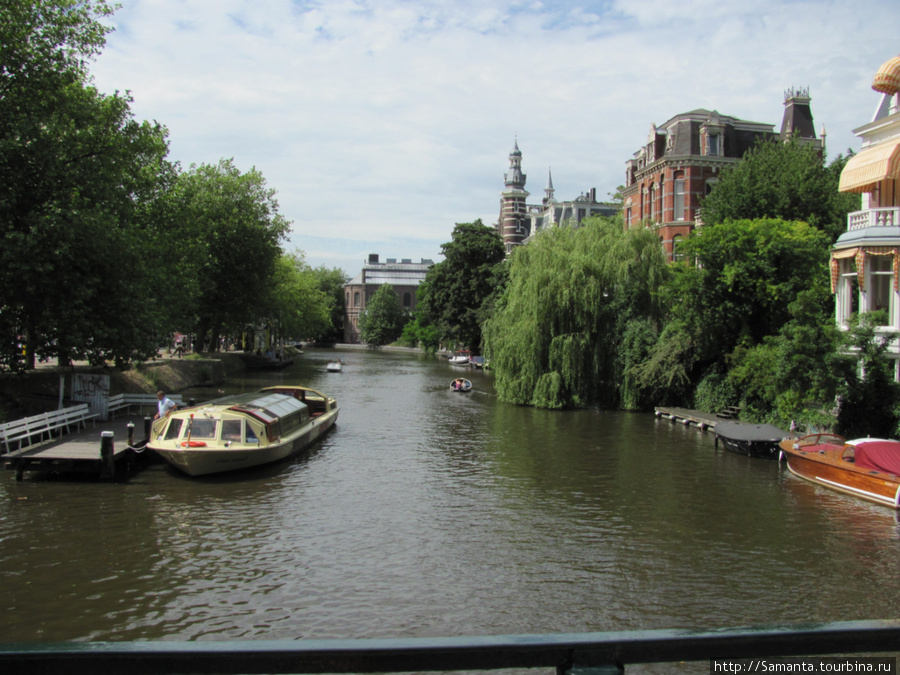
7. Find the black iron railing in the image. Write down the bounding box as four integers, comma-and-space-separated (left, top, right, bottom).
2, 620, 898, 674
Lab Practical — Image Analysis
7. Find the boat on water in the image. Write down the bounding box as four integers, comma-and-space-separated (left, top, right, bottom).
326, 359, 342, 372
715, 421, 787, 459
148, 385, 339, 477
450, 378, 472, 392
448, 350, 471, 365
778, 433, 900, 508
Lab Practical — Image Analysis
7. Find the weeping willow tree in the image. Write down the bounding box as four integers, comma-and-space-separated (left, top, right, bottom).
483, 218, 669, 409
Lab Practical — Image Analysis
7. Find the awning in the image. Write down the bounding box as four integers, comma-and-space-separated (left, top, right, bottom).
839, 139, 900, 193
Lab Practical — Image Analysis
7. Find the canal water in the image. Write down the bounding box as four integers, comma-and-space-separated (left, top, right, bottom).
2, 348, 899, 672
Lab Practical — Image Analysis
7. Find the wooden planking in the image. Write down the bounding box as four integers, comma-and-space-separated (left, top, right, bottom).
654, 406, 721, 431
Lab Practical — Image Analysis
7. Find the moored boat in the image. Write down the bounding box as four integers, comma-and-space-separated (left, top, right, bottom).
715, 421, 787, 459
778, 433, 900, 508
448, 350, 471, 365
148, 385, 339, 477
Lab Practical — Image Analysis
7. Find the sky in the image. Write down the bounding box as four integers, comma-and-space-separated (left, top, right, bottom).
90, 0, 900, 277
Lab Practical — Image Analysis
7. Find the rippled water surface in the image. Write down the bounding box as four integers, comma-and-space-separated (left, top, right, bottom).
2, 348, 900, 672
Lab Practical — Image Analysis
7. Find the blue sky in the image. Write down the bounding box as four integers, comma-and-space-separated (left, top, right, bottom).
90, 0, 900, 276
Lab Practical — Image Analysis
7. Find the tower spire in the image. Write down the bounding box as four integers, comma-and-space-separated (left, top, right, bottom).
498, 138, 530, 252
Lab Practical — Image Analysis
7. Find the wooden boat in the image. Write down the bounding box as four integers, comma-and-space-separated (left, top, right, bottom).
148, 386, 338, 477
326, 360, 342, 372
778, 433, 900, 508
715, 421, 787, 459
450, 378, 472, 392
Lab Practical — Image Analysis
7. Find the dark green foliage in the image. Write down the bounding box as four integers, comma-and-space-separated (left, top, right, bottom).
417, 220, 505, 351
399, 314, 440, 353
699, 137, 859, 242
359, 284, 407, 346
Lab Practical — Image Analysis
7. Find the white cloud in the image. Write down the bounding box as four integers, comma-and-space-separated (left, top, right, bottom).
91, 0, 900, 274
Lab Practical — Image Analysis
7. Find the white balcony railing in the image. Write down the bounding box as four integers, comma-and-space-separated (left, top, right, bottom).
848, 207, 900, 230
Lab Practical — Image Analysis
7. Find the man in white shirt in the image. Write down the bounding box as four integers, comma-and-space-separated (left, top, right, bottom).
154, 391, 177, 420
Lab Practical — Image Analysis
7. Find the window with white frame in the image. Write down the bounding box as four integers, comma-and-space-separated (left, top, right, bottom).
868, 255, 894, 326
674, 178, 685, 221
708, 133, 720, 156
838, 258, 859, 329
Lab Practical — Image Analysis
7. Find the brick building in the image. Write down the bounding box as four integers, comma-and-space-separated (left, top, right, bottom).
621, 90, 823, 260
343, 254, 433, 344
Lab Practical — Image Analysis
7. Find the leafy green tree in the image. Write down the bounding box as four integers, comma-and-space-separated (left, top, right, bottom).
359, 284, 406, 346
309, 265, 348, 342
267, 252, 332, 341
418, 220, 505, 351
699, 137, 859, 242
174, 159, 289, 352
483, 218, 668, 409
398, 313, 440, 353
0, 0, 177, 368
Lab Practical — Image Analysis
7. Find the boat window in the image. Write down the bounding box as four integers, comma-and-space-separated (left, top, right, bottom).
246, 425, 259, 444
163, 418, 184, 441
188, 418, 218, 439
222, 419, 242, 442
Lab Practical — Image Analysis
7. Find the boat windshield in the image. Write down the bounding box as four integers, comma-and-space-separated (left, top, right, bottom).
163, 418, 183, 441
187, 418, 218, 439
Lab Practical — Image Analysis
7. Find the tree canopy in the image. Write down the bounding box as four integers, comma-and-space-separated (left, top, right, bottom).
359, 284, 407, 346
417, 220, 505, 351
483, 217, 668, 409
699, 137, 859, 241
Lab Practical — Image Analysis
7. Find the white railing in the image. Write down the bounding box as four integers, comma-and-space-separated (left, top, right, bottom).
848, 207, 900, 230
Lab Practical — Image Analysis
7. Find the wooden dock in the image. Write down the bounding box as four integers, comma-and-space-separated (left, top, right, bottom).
654, 406, 724, 431
2, 416, 154, 481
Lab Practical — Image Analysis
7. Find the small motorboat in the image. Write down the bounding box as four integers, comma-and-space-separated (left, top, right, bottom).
448, 350, 471, 365
450, 378, 472, 392
326, 359, 342, 372
148, 386, 339, 477
778, 433, 900, 508
715, 421, 787, 459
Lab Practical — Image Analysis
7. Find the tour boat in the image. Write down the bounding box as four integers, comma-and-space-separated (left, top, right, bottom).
778, 433, 900, 508
715, 421, 787, 459
450, 378, 472, 392
148, 386, 339, 477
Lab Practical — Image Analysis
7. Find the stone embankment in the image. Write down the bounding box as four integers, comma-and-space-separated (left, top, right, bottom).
0, 353, 247, 423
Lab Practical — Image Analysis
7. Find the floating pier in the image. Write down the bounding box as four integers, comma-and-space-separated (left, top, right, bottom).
654, 406, 725, 431
2, 417, 153, 481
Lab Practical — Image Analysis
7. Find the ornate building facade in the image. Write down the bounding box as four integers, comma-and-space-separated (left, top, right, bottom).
497, 141, 616, 253
832, 55, 900, 378
621, 90, 823, 260
343, 254, 433, 344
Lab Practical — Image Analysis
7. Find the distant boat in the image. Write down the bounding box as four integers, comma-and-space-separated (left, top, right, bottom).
715, 421, 787, 459
326, 360, 342, 372
779, 433, 900, 508
450, 378, 472, 392
448, 350, 471, 365
148, 386, 339, 477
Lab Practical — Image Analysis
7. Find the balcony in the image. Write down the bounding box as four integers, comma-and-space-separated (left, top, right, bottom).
848, 207, 900, 230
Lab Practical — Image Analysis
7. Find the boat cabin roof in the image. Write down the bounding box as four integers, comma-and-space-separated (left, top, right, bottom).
203, 392, 308, 422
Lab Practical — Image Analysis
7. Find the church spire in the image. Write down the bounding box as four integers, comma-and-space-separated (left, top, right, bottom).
543, 168, 556, 206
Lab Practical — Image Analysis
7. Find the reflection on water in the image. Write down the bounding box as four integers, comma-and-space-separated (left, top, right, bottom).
2, 349, 900, 668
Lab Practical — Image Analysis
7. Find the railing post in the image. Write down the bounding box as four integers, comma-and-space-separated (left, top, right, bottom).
143, 416, 152, 440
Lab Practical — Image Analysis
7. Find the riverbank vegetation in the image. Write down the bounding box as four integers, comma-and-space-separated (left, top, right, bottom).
0, 1, 345, 372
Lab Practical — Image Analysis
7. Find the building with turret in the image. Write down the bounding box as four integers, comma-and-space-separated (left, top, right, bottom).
497, 142, 616, 253
621, 90, 824, 260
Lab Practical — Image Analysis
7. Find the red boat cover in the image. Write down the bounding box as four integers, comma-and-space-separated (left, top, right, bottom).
853, 441, 900, 475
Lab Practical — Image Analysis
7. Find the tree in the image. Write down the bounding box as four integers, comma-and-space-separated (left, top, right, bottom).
0, 0, 177, 368
417, 220, 505, 351
699, 137, 859, 242
268, 252, 333, 341
483, 218, 668, 409
359, 284, 406, 346
173, 159, 289, 351
309, 265, 348, 342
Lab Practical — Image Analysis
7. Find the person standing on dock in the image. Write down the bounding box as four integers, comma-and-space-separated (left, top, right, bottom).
154, 391, 177, 420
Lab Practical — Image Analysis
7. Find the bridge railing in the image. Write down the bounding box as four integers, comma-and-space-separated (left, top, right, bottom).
2, 620, 898, 674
